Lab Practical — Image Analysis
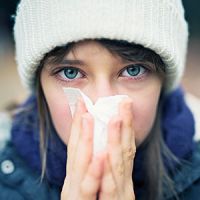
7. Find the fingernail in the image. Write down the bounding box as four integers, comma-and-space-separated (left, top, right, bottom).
82, 114, 93, 140
82, 113, 92, 131
75, 97, 83, 113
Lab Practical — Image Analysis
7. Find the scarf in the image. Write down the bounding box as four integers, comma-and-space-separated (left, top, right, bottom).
11, 88, 195, 194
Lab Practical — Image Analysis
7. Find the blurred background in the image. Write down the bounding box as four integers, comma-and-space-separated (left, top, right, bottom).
0, 0, 200, 111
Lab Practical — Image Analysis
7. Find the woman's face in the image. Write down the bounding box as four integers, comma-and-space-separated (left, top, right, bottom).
41, 41, 163, 146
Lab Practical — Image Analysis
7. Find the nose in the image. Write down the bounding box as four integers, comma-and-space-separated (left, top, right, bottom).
85, 78, 117, 103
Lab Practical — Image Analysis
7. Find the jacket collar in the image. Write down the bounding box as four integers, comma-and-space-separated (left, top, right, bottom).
163, 142, 200, 199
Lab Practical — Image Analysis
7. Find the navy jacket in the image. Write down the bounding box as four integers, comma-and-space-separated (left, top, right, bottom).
1, 140, 200, 200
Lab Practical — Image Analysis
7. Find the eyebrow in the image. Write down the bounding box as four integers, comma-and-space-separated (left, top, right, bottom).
59, 59, 85, 65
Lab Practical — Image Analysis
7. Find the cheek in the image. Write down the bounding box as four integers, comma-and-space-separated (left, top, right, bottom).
41, 76, 72, 145
131, 88, 160, 146
116, 74, 162, 146
133, 98, 158, 146
47, 96, 72, 145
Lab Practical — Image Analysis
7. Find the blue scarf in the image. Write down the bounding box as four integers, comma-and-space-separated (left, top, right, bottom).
11, 88, 195, 192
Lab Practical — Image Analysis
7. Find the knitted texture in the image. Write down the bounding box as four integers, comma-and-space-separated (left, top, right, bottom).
14, 0, 188, 92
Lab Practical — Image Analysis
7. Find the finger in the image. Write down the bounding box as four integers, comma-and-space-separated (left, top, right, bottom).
107, 116, 124, 190
119, 98, 135, 150
72, 113, 94, 184
100, 155, 135, 200
80, 153, 105, 199
67, 98, 87, 174
119, 98, 136, 177
62, 153, 103, 200
68, 98, 87, 152
99, 155, 117, 200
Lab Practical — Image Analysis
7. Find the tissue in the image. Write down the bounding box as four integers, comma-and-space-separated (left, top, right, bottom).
63, 87, 128, 154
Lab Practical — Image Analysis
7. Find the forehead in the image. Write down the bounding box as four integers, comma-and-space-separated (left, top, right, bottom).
66, 40, 119, 58
64, 40, 124, 66
65, 43, 128, 73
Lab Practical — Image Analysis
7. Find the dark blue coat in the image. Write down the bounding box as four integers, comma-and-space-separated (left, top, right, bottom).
1, 140, 200, 200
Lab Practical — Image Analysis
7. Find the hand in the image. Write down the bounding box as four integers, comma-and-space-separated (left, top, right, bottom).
99, 98, 136, 200
61, 98, 136, 200
61, 99, 105, 200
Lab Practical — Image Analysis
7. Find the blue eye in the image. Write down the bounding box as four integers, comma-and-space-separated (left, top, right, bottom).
58, 67, 83, 80
121, 64, 146, 77
64, 68, 78, 79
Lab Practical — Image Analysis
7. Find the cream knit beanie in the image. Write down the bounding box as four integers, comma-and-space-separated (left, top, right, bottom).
14, 0, 188, 93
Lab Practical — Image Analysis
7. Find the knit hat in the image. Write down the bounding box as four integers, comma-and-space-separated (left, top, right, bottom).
14, 0, 188, 93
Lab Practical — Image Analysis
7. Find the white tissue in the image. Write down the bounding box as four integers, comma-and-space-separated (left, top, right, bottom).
63, 87, 128, 154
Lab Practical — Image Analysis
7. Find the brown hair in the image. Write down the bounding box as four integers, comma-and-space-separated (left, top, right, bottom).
35, 39, 178, 200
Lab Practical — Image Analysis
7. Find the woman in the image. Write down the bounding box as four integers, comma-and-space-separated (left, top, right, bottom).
0, 0, 200, 199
